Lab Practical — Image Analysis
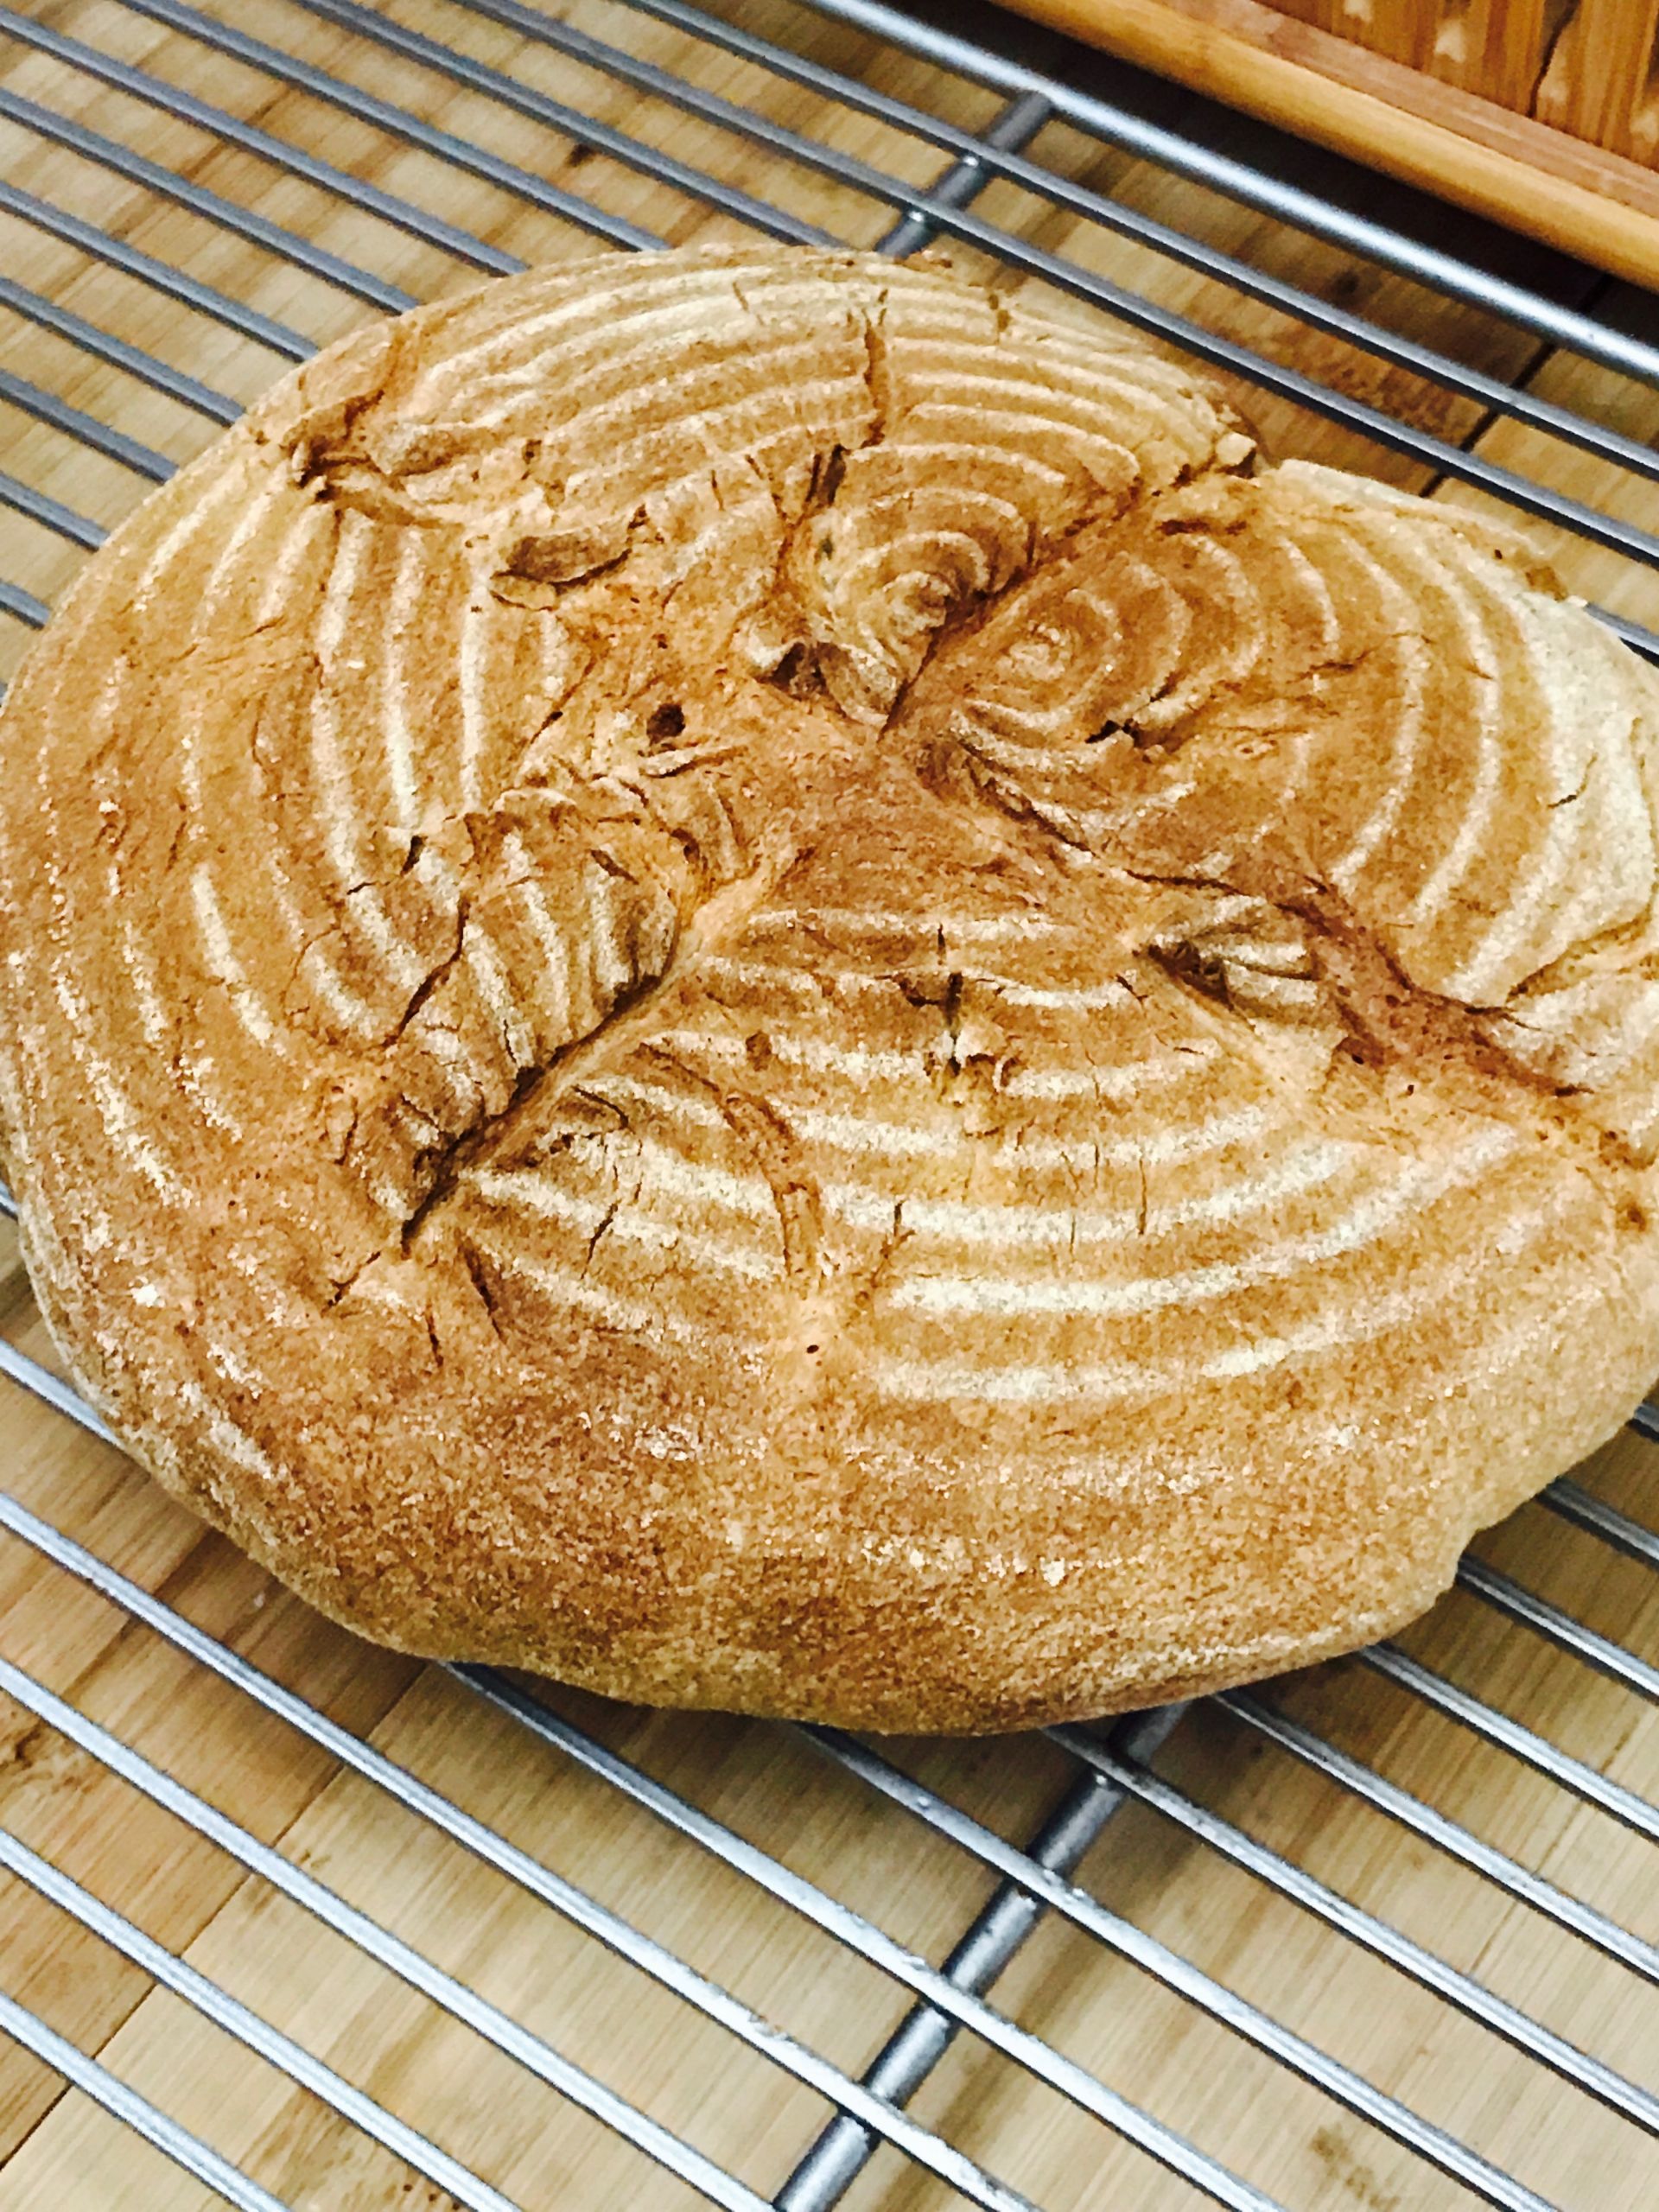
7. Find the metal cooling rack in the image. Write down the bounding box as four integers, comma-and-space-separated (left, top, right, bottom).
0, 3, 1657, 2207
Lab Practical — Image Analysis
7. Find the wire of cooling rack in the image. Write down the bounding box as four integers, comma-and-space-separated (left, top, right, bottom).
444, 0, 1659, 479
7, 0, 1659, 617
0, 1822, 524, 2212
111, 0, 1659, 482
120, 0, 1659, 586
0, 82, 422, 310
787, 0, 1659, 383
1, 4, 1657, 2209
0, 1986, 289, 2212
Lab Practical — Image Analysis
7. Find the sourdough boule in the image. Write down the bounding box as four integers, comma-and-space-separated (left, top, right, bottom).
2, 245, 1656, 1732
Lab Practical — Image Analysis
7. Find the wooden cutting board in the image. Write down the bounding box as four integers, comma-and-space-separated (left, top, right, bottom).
1, 5, 1658, 2208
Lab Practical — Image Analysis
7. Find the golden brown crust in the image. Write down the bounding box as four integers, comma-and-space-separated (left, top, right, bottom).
2, 245, 1657, 1732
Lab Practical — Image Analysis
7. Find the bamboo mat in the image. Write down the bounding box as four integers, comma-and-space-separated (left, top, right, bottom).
1, 4, 1658, 2209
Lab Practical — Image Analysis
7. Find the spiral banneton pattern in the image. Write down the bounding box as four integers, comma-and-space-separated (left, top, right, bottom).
3, 246, 1658, 1730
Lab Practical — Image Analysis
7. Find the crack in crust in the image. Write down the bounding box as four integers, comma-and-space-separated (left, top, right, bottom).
313, 405, 1659, 1255
236, 258, 1271, 1268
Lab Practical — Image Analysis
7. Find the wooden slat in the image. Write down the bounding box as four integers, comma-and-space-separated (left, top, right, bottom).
1000, 0, 1659, 287
1429, 0, 1554, 112
1535, 0, 1659, 159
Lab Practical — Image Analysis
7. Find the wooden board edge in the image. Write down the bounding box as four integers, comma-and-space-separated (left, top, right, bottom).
1000, 0, 1659, 289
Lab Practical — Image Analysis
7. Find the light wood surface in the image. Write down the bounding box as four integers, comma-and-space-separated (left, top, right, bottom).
2, 3, 1659, 2209
1001, 0, 1659, 288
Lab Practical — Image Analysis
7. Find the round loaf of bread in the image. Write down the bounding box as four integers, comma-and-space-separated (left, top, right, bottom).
3, 245, 1658, 1732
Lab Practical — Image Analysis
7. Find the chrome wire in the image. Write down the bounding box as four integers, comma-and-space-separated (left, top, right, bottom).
1052, 1725, 1659, 2126
0, 1646, 786, 2212
794, 0, 1659, 385
16, 0, 661, 257
1363, 1645, 1659, 1842
461, 1666, 1281, 2209
0, 6, 523, 276
0, 1451, 1145, 2212
0, 1985, 290, 2212
0, 1825, 524, 2212
1457, 1555, 1659, 1703
0, 84, 418, 313
0, 578, 47, 625
0, 178, 315, 359
778, 1700, 1188, 2212
804, 1726, 1555, 2212
1222, 1690, 1659, 1986
0, 273, 240, 423
1545, 1478, 1659, 1569
291, 0, 831, 247
0, 1423, 1276, 2211
465, 0, 1659, 486
0, 365, 173, 480
0, 469, 105, 548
